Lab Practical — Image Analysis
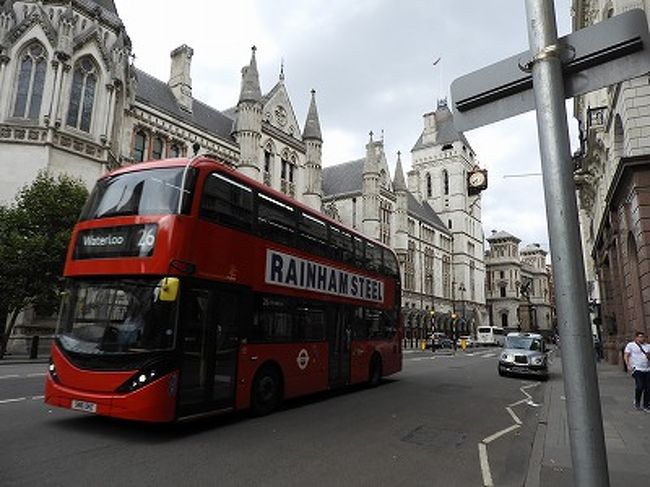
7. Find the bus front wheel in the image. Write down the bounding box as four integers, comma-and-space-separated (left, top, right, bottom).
368, 355, 382, 387
251, 366, 282, 416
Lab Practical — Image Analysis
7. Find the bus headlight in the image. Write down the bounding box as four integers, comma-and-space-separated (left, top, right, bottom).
48, 359, 60, 383
115, 361, 176, 393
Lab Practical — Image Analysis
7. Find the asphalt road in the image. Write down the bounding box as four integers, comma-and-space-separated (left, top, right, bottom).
0, 348, 548, 486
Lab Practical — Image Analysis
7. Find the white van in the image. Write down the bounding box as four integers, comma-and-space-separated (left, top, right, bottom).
476, 326, 506, 346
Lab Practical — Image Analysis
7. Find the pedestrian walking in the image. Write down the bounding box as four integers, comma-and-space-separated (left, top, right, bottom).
623, 331, 650, 412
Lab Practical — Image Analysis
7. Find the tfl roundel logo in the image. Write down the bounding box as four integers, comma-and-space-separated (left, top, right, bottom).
296, 349, 310, 370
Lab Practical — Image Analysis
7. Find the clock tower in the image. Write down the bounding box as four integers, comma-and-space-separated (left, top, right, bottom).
410, 99, 487, 328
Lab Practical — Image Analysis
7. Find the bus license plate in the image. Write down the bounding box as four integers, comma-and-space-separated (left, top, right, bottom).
71, 400, 97, 413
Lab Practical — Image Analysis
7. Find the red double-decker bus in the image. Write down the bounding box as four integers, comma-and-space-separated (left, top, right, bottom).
45, 155, 402, 422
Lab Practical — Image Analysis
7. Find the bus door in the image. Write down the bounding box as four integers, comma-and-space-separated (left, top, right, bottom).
177, 285, 246, 417
327, 306, 351, 387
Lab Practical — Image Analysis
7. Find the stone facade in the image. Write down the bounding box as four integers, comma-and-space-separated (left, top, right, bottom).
573, 0, 650, 363
323, 101, 488, 340
0, 1, 323, 211
485, 231, 553, 333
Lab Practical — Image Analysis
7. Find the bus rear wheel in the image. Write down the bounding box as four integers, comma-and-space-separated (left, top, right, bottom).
368, 355, 382, 387
251, 367, 282, 416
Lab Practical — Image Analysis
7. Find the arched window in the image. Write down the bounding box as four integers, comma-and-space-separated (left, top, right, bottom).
66, 57, 98, 132
170, 144, 181, 158
151, 136, 164, 160
133, 130, 147, 162
13, 42, 47, 119
442, 169, 449, 195
426, 173, 432, 197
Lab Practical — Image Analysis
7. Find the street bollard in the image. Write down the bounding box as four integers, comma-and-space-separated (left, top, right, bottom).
30, 335, 39, 359
461, 339, 467, 351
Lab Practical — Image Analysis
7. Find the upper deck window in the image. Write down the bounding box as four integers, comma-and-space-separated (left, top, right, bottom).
80, 167, 191, 220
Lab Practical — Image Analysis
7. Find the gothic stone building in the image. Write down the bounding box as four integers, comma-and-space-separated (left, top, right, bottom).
323, 102, 488, 341
0, 1, 488, 346
0, 0, 323, 210
485, 231, 553, 333
0, 0, 322, 340
573, 0, 650, 363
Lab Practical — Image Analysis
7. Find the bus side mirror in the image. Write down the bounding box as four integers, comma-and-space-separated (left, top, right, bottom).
158, 277, 179, 302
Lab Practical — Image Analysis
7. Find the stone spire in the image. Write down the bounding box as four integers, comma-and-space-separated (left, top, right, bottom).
302, 89, 322, 142
394, 151, 409, 253
302, 89, 323, 211
393, 150, 407, 191
238, 46, 261, 103
235, 47, 263, 180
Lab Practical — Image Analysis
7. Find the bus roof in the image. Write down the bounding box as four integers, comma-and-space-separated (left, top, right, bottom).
106, 155, 397, 257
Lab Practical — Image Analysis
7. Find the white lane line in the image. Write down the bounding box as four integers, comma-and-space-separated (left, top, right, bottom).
478, 381, 542, 486
483, 424, 521, 445
478, 443, 494, 487
32, 395, 44, 400
0, 397, 27, 404
506, 406, 522, 425
26, 372, 46, 377
0, 374, 21, 380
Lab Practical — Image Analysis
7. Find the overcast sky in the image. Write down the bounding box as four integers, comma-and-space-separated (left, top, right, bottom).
114, 0, 578, 252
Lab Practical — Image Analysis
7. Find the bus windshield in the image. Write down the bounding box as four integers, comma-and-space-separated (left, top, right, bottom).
79, 167, 188, 220
57, 278, 178, 355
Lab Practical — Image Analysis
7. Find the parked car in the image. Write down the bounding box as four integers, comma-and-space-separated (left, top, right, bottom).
498, 332, 549, 379
456, 335, 475, 348
427, 332, 453, 350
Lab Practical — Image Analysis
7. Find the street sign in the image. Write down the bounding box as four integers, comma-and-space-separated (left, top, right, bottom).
451, 8, 650, 132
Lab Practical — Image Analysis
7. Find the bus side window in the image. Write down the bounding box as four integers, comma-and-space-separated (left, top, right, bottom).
250, 296, 293, 343
257, 193, 296, 246
366, 242, 382, 273
295, 304, 325, 342
200, 173, 253, 230
352, 308, 368, 340
298, 213, 330, 259
330, 226, 354, 266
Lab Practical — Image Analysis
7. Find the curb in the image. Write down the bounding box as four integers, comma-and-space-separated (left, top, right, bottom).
524, 362, 555, 487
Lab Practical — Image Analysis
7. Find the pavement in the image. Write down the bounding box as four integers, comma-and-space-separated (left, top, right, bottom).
527, 356, 650, 487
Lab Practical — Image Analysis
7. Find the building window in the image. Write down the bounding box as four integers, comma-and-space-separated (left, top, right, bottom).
13, 43, 47, 119
133, 130, 147, 162
442, 169, 449, 195
426, 173, 432, 197
442, 255, 451, 299
66, 57, 97, 132
151, 136, 164, 160
170, 144, 181, 158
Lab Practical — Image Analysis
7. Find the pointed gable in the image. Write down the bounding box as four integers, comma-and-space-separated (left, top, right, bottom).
261, 79, 301, 140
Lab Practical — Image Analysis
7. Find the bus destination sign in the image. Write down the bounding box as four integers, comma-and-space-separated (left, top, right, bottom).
73, 224, 158, 260
265, 249, 384, 303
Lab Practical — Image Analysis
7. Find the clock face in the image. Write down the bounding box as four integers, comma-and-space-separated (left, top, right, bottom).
469, 171, 486, 188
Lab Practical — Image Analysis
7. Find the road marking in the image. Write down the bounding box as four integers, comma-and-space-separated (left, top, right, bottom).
478, 443, 494, 487
478, 381, 542, 486
0, 374, 21, 380
0, 397, 26, 404
483, 424, 521, 445
32, 395, 44, 400
26, 372, 46, 378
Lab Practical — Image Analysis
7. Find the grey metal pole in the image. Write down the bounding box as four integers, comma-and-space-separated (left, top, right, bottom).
523, 1, 610, 486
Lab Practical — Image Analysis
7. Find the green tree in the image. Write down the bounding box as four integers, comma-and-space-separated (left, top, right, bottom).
0, 171, 88, 358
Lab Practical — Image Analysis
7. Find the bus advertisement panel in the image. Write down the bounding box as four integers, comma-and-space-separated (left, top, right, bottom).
45, 156, 402, 422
